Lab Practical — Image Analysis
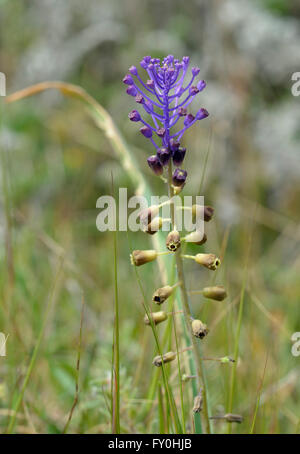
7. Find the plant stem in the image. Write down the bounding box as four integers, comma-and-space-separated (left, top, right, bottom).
167, 163, 211, 434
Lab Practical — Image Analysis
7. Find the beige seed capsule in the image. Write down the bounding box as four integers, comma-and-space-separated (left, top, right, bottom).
184, 231, 207, 245
173, 184, 185, 195
191, 319, 209, 339
193, 394, 203, 413
144, 311, 168, 325
194, 253, 221, 270
202, 285, 227, 301
224, 413, 243, 423
153, 351, 177, 367
143, 217, 163, 235
152, 285, 174, 304
166, 230, 181, 252
130, 250, 157, 266
138, 205, 160, 225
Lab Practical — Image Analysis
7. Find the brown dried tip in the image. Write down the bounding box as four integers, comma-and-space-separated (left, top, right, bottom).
194, 253, 221, 270
153, 351, 176, 367
191, 319, 209, 339
184, 231, 207, 245
204, 205, 214, 222
166, 230, 181, 252
130, 250, 157, 266
144, 311, 168, 325
192, 205, 214, 222
202, 285, 227, 301
152, 285, 174, 304
193, 394, 203, 413
143, 217, 163, 235
138, 205, 160, 225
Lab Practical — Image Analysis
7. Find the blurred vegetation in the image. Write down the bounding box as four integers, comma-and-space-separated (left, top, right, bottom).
0, 0, 299, 434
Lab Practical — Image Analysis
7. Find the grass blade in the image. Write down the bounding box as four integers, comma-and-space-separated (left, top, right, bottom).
62, 294, 85, 434
250, 352, 269, 434
6, 257, 64, 434
111, 175, 120, 434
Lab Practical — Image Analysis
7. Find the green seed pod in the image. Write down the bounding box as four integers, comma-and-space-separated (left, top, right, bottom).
143, 217, 163, 235
144, 311, 168, 325
166, 230, 181, 251
130, 250, 157, 266
220, 356, 235, 364
153, 351, 176, 367
192, 319, 209, 339
193, 394, 203, 413
194, 253, 221, 270
182, 374, 190, 382
184, 231, 207, 245
152, 285, 174, 304
202, 285, 227, 301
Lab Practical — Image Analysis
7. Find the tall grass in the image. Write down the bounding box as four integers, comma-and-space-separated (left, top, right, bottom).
3, 81, 297, 435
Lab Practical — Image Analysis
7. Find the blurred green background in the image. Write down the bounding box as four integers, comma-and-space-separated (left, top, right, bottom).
0, 0, 299, 434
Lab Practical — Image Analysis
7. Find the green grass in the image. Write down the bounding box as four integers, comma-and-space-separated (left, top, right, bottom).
0, 77, 299, 435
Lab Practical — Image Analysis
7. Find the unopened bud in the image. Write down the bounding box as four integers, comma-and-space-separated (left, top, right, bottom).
152, 285, 174, 304
130, 250, 157, 266
166, 230, 181, 252
224, 413, 243, 423
143, 217, 163, 235
202, 285, 227, 301
193, 394, 203, 413
184, 231, 207, 245
153, 351, 176, 367
192, 205, 214, 222
147, 155, 163, 176
192, 319, 209, 339
144, 311, 168, 325
172, 168, 187, 188
194, 253, 221, 270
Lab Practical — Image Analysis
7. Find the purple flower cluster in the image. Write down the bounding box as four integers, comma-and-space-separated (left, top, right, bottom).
123, 55, 209, 187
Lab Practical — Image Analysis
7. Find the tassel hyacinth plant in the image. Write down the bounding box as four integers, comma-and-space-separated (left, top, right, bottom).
124, 55, 241, 434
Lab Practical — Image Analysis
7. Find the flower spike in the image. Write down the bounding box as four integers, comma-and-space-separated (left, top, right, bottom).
124, 55, 209, 178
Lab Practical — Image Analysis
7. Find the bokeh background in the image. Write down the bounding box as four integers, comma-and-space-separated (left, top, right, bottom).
0, 0, 299, 434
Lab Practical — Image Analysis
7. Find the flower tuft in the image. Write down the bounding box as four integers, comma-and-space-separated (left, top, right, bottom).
147, 155, 163, 175
157, 147, 171, 166
172, 168, 187, 188
124, 55, 209, 178
128, 110, 141, 122
140, 126, 152, 138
